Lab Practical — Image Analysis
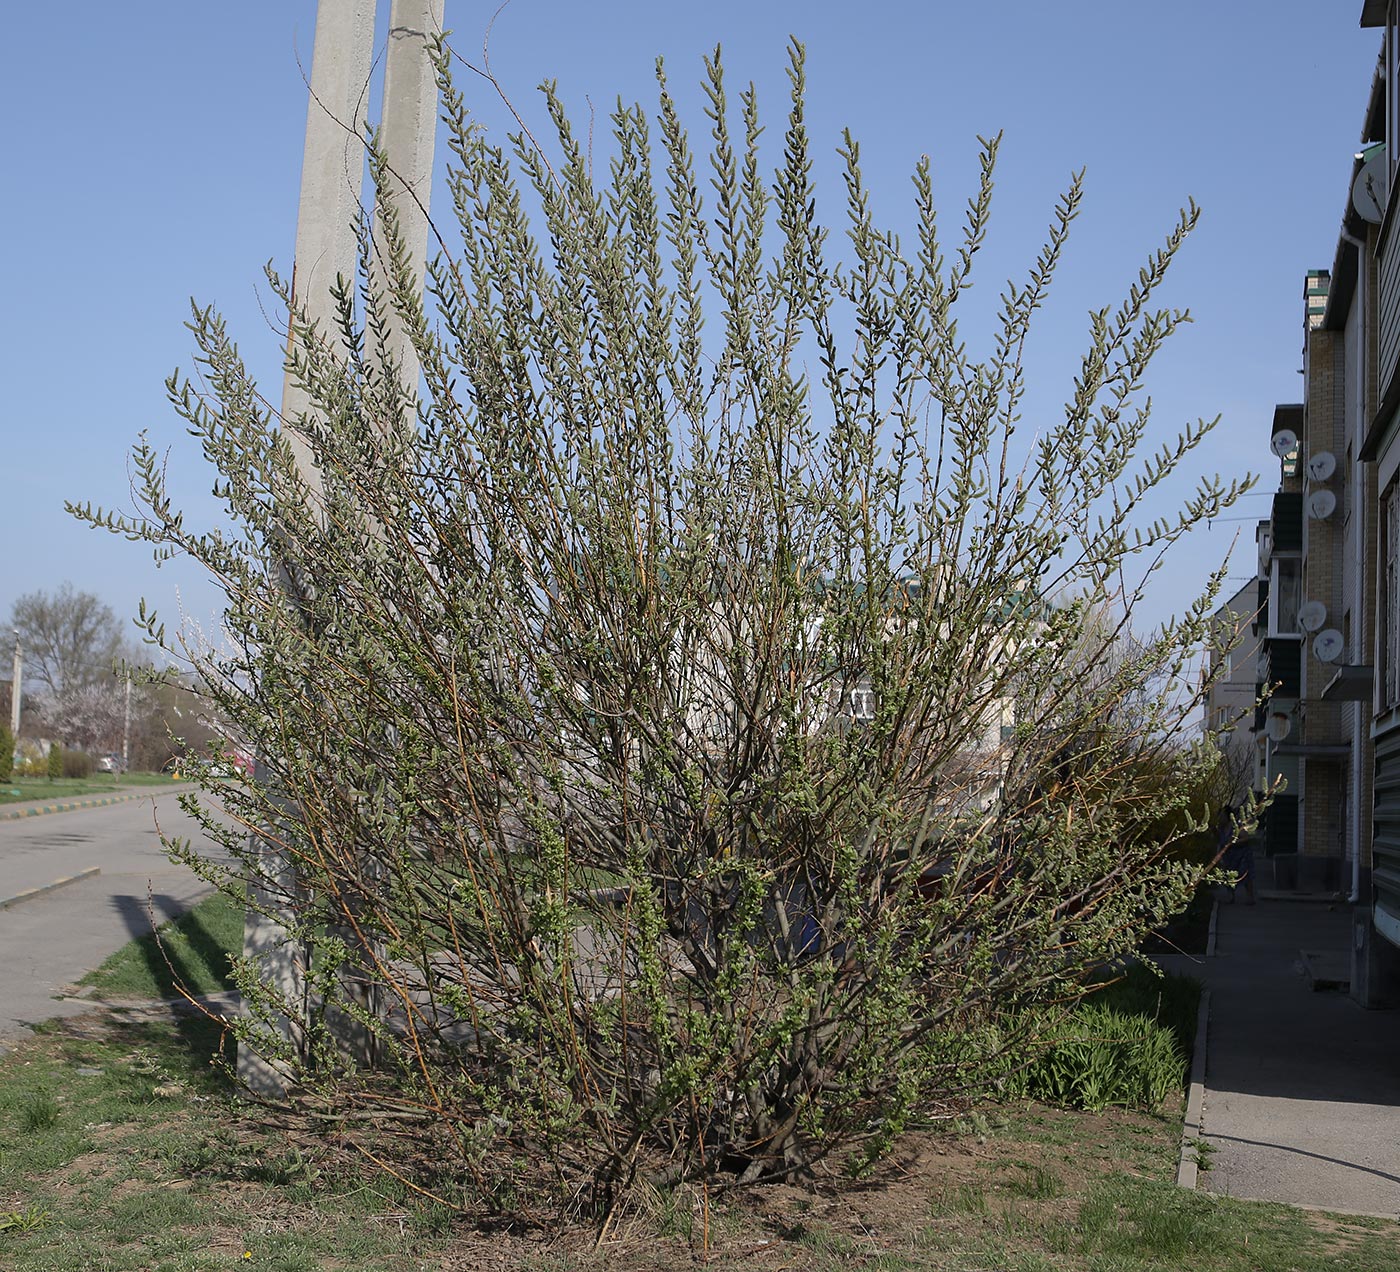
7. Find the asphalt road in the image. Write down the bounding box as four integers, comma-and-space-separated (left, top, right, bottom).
0, 791, 226, 1039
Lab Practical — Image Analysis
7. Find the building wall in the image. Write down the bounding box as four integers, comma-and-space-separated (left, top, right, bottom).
1205, 579, 1263, 801
1343, 231, 1380, 883
1300, 317, 1348, 868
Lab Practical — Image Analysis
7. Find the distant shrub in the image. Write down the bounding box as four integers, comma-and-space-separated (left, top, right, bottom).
62, 749, 94, 779
0, 725, 12, 783
46, 743, 62, 781
15, 741, 44, 777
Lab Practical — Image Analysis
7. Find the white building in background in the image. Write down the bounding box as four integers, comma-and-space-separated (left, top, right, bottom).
1203, 578, 1264, 802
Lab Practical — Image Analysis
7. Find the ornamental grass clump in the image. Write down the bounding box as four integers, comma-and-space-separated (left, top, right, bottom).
76, 39, 1246, 1216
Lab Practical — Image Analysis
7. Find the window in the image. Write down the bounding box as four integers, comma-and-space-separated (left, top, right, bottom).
1269, 558, 1301, 639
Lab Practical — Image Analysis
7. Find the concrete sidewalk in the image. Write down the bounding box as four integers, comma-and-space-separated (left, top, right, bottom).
0, 793, 219, 1039
1185, 896, 1400, 1218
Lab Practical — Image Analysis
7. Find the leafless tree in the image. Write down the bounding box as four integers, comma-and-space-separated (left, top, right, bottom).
9, 583, 127, 694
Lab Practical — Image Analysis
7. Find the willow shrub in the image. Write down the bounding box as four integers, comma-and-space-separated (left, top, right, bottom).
76, 41, 1246, 1213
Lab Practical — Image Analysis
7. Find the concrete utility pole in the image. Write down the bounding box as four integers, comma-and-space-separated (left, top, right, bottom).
239, 0, 441, 1098
239, 0, 376, 1099
374, 0, 443, 396
121, 671, 131, 771
277, 0, 377, 501
9, 633, 21, 740
331, 0, 445, 1069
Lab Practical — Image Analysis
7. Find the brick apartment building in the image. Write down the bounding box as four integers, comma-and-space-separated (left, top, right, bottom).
1234, 2, 1400, 1005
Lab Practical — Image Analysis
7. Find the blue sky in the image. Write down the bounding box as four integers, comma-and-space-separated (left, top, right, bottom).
0, 1, 1382, 654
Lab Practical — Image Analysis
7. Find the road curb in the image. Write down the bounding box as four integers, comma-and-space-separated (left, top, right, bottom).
0, 787, 190, 821
1177, 986, 1212, 1190
0, 866, 101, 911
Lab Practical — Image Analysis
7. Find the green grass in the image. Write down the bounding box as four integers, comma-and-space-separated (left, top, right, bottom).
15, 913, 1396, 1271
1089, 960, 1203, 1054
81, 889, 243, 1000
1001, 965, 1202, 1113
0, 1013, 460, 1272
0, 1006, 1395, 1271
0, 772, 185, 804
931, 1179, 991, 1214
16, 1090, 60, 1133
1072, 1175, 1397, 1270
1003, 1161, 1062, 1200
105, 770, 181, 787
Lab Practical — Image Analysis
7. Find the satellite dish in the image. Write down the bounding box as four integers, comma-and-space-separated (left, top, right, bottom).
1271, 428, 1299, 458
1353, 143, 1389, 224
1307, 450, 1337, 482
1308, 489, 1337, 519
1266, 712, 1292, 742
1313, 629, 1345, 663
1298, 600, 1328, 632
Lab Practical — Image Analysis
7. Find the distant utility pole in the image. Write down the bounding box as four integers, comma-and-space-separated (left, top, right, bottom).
239, 0, 443, 1099
121, 670, 131, 770
9, 632, 20, 739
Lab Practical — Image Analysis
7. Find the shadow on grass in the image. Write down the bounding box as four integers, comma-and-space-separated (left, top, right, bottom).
109, 894, 236, 1081
111, 895, 232, 997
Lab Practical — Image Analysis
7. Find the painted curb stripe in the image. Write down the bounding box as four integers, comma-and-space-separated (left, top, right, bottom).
0, 787, 191, 821
0, 866, 102, 911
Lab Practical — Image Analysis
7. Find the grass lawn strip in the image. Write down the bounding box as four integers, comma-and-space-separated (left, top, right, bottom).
0, 1005, 1395, 1271
0, 773, 185, 805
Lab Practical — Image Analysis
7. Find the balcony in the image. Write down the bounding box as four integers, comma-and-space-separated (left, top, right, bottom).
1270, 492, 1303, 555
1265, 639, 1302, 699
1264, 793, 1299, 857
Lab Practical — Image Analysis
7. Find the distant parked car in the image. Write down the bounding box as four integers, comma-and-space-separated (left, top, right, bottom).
97, 753, 127, 774
210, 751, 254, 779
